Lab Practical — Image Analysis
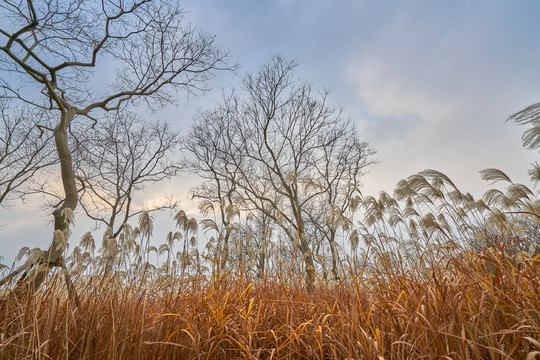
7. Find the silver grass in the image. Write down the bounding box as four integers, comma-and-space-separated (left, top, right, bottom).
301, 176, 322, 192
188, 218, 199, 233
437, 213, 451, 233
363, 195, 384, 227
457, 222, 473, 235
419, 213, 438, 231
122, 238, 137, 254
233, 195, 246, 208
407, 174, 431, 193
16, 247, 30, 262
166, 231, 182, 248
361, 233, 376, 247
486, 209, 508, 232
174, 210, 188, 230
120, 223, 134, 241
70, 246, 82, 261
509, 102, 540, 147
101, 237, 117, 254
393, 179, 415, 201
225, 223, 240, 233
61, 207, 74, 225
480, 168, 513, 184
101, 227, 113, 248
348, 194, 362, 212
524, 200, 540, 215
528, 162, 540, 186
379, 191, 398, 209
80, 232, 96, 253
132, 227, 141, 239
138, 211, 154, 238
419, 169, 458, 191
245, 212, 255, 223
158, 243, 169, 256
200, 218, 219, 233
423, 184, 444, 200
447, 190, 466, 205
506, 183, 533, 201
484, 189, 518, 209
147, 245, 157, 255
22, 248, 44, 273
468, 199, 490, 213
516, 118, 540, 150
462, 192, 475, 203
224, 204, 239, 222
409, 219, 419, 239
388, 213, 404, 228
483, 189, 506, 207
54, 229, 68, 251
455, 207, 468, 221
197, 199, 215, 216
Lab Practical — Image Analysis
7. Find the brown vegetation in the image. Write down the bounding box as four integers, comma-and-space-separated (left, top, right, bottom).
1, 242, 539, 359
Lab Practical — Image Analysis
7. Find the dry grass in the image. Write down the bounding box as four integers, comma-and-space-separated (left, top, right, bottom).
1, 248, 539, 360
3, 162, 540, 359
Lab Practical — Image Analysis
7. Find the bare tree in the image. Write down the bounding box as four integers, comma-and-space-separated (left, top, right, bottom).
305, 129, 373, 281
0, 0, 230, 291
0, 101, 57, 207
186, 56, 376, 290
73, 111, 181, 238
185, 139, 238, 269
241, 206, 274, 278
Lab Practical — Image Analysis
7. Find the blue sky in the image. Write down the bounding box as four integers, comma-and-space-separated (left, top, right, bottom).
2, 1, 540, 263
179, 0, 540, 194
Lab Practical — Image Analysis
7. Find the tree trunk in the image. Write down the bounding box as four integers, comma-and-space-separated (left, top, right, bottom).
328, 237, 340, 281
26, 110, 78, 291
294, 216, 315, 291
298, 234, 315, 291
221, 227, 231, 269
292, 200, 316, 291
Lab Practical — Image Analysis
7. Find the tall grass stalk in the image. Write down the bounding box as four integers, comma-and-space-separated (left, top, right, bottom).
1, 246, 539, 359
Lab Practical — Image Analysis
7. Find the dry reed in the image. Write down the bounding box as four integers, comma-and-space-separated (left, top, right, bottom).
1, 246, 539, 359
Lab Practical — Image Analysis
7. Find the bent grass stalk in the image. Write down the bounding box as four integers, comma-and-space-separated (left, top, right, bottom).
1, 168, 540, 359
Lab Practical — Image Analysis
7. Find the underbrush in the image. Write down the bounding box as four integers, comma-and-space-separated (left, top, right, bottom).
1, 249, 539, 360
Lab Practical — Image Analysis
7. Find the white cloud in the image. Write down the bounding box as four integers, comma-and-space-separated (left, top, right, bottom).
343, 2, 540, 197
347, 50, 538, 198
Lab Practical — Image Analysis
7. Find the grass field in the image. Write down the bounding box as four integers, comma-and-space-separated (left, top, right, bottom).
1, 244, 539, 359
2, 164, 540, 359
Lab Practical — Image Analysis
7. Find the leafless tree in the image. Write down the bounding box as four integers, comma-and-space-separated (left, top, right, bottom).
185, 134, 238, 269
0, 101, 57, 207
72, 111, 181, 238
186, 56, 376, 290
305, 129, 373, 281
0, 0, 230, 291
241, 206, 274, 278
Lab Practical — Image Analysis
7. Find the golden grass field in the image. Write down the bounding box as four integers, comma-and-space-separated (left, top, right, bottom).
3, 164, 540, 359
1, 245, 539, 359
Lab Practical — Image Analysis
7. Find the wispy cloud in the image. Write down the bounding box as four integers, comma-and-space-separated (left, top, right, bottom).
344, 1, 540, 195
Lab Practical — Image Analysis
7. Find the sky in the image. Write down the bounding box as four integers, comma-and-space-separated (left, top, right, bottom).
176, 0, 540, 196
2, 0, 540, 264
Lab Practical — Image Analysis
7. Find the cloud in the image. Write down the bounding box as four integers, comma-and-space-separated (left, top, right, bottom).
345, 4, 540, 197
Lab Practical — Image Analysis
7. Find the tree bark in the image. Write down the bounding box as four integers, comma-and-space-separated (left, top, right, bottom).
295, 214, 315, 291
27, 110, 78, 291
221, 228, 230, 270
328, 236, 340, 281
